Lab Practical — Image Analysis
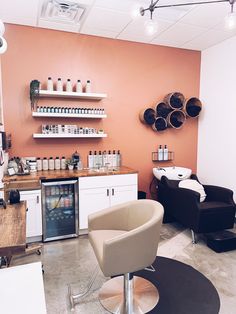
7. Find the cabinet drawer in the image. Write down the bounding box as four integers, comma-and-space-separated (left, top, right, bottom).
79, 174, 137, 190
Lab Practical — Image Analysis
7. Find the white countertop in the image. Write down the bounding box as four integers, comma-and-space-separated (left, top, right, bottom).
0, 262, 47, 314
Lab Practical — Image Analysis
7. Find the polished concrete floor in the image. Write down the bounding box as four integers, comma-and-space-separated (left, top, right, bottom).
11, 223, 236, 314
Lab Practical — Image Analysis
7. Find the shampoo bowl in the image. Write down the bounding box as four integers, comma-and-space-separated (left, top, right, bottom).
153, 166, 192, 181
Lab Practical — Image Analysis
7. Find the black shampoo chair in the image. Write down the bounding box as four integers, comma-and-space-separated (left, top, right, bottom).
158, 174, 236, 243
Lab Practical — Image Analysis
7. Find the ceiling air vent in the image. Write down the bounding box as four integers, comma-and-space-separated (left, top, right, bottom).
39, 0, 86, 31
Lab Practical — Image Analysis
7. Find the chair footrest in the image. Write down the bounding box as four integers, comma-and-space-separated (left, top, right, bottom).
205, 230, 236, 253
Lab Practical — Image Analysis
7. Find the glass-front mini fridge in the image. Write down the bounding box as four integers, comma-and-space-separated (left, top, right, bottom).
41, 179, 78, 242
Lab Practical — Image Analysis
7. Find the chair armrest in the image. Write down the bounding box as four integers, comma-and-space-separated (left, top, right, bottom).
204, 185, 235, 203
88, 202, 131, 232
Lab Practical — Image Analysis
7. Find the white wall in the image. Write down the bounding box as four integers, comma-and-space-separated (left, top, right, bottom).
198, 35, 236, 196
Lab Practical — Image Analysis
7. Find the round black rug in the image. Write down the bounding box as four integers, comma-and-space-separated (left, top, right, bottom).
134, 256, 220, 314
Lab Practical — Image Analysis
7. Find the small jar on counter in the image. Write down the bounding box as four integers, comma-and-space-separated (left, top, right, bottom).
42, 157, 49, 171
36, 158, 42, 171
49, 157, 55, 170
55, 157, 61, 170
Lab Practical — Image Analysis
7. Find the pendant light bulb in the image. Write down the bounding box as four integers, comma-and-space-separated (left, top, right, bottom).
225, 11, 236, 29
0, 20, 5, 36
131, 4, 142, 19
0, 36, 7, 54
145, 19, 158, 36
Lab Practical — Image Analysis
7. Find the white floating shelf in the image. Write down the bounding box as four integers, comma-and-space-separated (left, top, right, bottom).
39, 90, 107, 100
33, 133, 107, 139
32, 112, 107, 119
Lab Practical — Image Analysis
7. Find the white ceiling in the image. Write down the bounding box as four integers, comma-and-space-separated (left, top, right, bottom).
1, 0, 236, 51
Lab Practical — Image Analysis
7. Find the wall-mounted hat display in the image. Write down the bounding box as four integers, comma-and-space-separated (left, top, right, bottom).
139, 91, 202, 132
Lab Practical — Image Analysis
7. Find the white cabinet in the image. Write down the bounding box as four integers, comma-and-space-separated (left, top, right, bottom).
20, 190, 42, 241
79, 174, 138, 230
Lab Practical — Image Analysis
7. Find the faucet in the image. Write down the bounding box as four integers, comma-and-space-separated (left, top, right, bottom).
157, 167, 166, 171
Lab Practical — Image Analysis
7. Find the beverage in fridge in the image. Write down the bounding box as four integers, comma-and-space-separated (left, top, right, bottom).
41, 179, 78, 242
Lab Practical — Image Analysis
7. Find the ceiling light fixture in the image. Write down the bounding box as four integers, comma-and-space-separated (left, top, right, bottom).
140, 0, 236, 31
225, 0, 236, 29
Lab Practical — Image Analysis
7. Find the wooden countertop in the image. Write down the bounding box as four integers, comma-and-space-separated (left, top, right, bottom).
3, 166, 138, 183
0, 201, 26, 256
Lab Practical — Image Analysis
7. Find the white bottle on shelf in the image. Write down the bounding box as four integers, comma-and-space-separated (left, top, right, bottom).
76, 80, 82, 93
49, 157, 55, 170
117, 150, 121, 167
55, 157, 61, 170
158, 145, 163, 161
85, 80, 91, 93
47, 77, 53, 91
56, 78, 63, 92
93, 151, 98, 168
66, 79, 72, 92
163, 145, 169, 161
61, 156, 66, 170
88, 151, 94, 169
102, 150, 108, 167
107, 150, 113, 168
112, 150, 117, 167
36, 158, 42, 171
97, 151, 103, 168
42, 157, 49, 171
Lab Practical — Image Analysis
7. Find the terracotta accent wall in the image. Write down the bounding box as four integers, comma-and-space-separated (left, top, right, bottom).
2, 24, 201, 195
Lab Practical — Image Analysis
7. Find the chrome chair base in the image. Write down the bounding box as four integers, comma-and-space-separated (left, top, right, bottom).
99, 275, 159, 314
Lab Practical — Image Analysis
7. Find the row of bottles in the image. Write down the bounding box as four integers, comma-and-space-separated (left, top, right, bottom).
45, 185, 73, 196
46, 195, 74, 210
47, 77, 92, 93
157, 145, 169, 161
37, 157, 66, 171
36, 106, 105, 115
42, 124, 103, 135
88, 150, 121, 169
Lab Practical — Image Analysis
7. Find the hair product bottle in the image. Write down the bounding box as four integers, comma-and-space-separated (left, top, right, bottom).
112, 150, 117, 168
85, 80, 91, 93
66, 79, 72, 92
42, 157, 49, 171
61, 156, 66, 170
88, 151, 94, 169
56, 78, 63, 92
158, 145, 163, 161
47, 77, 53, 91
76, 80, 82, 93
163, 145, 169, 161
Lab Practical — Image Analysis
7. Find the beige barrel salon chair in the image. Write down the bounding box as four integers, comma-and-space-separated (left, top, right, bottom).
88, 199, 164, 314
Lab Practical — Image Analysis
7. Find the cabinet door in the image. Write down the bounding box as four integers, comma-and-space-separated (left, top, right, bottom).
79, 187, 110, 229
110, 185, 137, 207
20, 190, 42, 239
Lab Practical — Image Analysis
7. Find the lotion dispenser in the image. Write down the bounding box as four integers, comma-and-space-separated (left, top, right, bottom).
158, 145, 163, 161
163, 145, 169, 161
